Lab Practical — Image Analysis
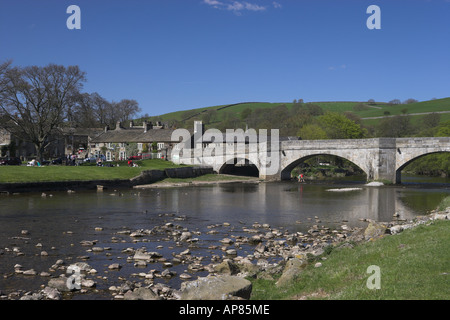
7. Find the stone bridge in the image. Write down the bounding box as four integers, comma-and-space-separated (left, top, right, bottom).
174, 137, 450, 184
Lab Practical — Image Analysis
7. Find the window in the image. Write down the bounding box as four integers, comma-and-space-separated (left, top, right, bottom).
137, 143, 143, 150
119, 151, 126, 160
157, 142, 165, 150
106, 151, 112, 161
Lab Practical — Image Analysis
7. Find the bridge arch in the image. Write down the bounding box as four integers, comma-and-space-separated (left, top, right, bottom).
280, 153, 369, 181
218, 157, 260, 177
395, 151, 449, 184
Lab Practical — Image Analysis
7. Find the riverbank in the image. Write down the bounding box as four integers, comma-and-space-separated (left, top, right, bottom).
0, 163, 216, 193
133, 174, 261, 189
0, 159, 181, 183
250, 209, 450, 300
2, 197, 448, 300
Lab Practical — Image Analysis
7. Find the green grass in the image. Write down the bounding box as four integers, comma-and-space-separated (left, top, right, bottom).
438, 196, 450, 211
250, 220, 450, 300
155, 97, 450, 127
0, 159, 183, 183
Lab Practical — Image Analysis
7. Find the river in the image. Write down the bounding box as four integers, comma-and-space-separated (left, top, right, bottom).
0, 175, 448, 299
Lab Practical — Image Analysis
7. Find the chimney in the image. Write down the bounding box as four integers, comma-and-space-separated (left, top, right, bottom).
194, 121, 204, 135
115, 121, 122, 131
129, 120, 134, 128
143, 121, 153, 133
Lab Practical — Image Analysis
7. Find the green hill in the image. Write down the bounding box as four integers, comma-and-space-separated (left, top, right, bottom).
141, 97, 450, 140
153, 97, 450, 126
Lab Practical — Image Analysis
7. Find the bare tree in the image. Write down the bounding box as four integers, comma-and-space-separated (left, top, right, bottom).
101, 99, 140, 127
67, 93, 141, 128
116, 99, 141, 123
403, 98, 418, 104
67, 92, 98, 127
388, 99, 401, 105
91, 92, 111, 127
0, 63, 86, 161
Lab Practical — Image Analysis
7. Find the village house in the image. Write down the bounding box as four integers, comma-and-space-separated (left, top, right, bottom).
1, 120, 203, 162
89, 120, 194, 161
0, 123, 104, 160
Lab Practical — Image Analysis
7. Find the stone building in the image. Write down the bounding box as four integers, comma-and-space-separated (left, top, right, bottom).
89, 121, 192, 161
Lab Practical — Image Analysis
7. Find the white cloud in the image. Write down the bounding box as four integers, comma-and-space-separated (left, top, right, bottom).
328, 64, 348, 71
273, 2, 282, 9
204, 0, 223, 7
203, 0, 268, 14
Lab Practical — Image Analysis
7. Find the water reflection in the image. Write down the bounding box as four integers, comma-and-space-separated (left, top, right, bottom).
0, 181, 448, 299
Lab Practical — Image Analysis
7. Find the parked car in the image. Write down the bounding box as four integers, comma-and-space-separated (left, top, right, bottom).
83, 157, 97, 163
51, 158, 63, 165
128, 155, 142, 160
84, 155, 106, 163
0, 157, 22, 165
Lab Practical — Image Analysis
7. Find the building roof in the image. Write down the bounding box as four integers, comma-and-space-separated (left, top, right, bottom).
91, 127, 193, 143
60, 127, 105, 138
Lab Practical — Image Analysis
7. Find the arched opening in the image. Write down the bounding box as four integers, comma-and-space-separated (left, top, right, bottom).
281, 154, 367, 182
396, 151, 449, 184
219, 158, 259, 177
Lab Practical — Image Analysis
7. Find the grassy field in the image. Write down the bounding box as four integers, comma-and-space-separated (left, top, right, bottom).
250, 219, 450, 300
0, 159, 183, 183
154, 97, 450, 127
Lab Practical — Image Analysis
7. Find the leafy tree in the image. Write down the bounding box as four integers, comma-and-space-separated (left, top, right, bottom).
297, 124, 328, 140
376, 115, 415, 137
317, 112, 367, 139
422, 113, 441, 129
435, 121, 450, 137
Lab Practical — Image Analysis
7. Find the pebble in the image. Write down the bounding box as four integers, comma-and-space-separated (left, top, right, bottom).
3, 208, 448, 301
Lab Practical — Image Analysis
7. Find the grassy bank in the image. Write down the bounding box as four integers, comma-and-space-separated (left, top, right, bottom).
438, 196, 450, 211
0, 159, 183, 183
250, 219, 450, 300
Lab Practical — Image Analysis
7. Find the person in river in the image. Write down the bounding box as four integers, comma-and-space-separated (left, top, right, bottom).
298, 173, 305, 182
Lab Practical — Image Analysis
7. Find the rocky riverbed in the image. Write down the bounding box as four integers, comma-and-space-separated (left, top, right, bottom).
1, 207, 449, 300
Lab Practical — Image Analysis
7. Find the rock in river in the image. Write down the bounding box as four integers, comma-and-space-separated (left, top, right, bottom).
179, 275, 252, 300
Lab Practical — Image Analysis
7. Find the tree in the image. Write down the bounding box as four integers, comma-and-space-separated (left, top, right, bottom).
435, 121, 450, 137
240, 107, 252, 121
297, 124, 328, 140
388, 99, 401, 105
422, 112, 441, 129
403, 98, 418, 104
376, 115, 415, 137
317, 112, 367, 139
115, 99, 141, 123
0, 63, 86, 161
67, 92, 98, 127
91, 92, 111, 127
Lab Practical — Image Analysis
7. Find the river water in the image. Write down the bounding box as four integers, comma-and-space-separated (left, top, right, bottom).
0, 175, 448, 299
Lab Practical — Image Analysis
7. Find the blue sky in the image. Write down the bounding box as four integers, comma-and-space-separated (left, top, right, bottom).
0, 0, 449, 116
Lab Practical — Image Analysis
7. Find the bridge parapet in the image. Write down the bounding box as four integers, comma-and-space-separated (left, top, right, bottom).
173, 135, 448, 184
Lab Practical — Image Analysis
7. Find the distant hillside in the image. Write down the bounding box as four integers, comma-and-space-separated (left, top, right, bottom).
153, 97, 447, 121
141, 97, 450, 137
